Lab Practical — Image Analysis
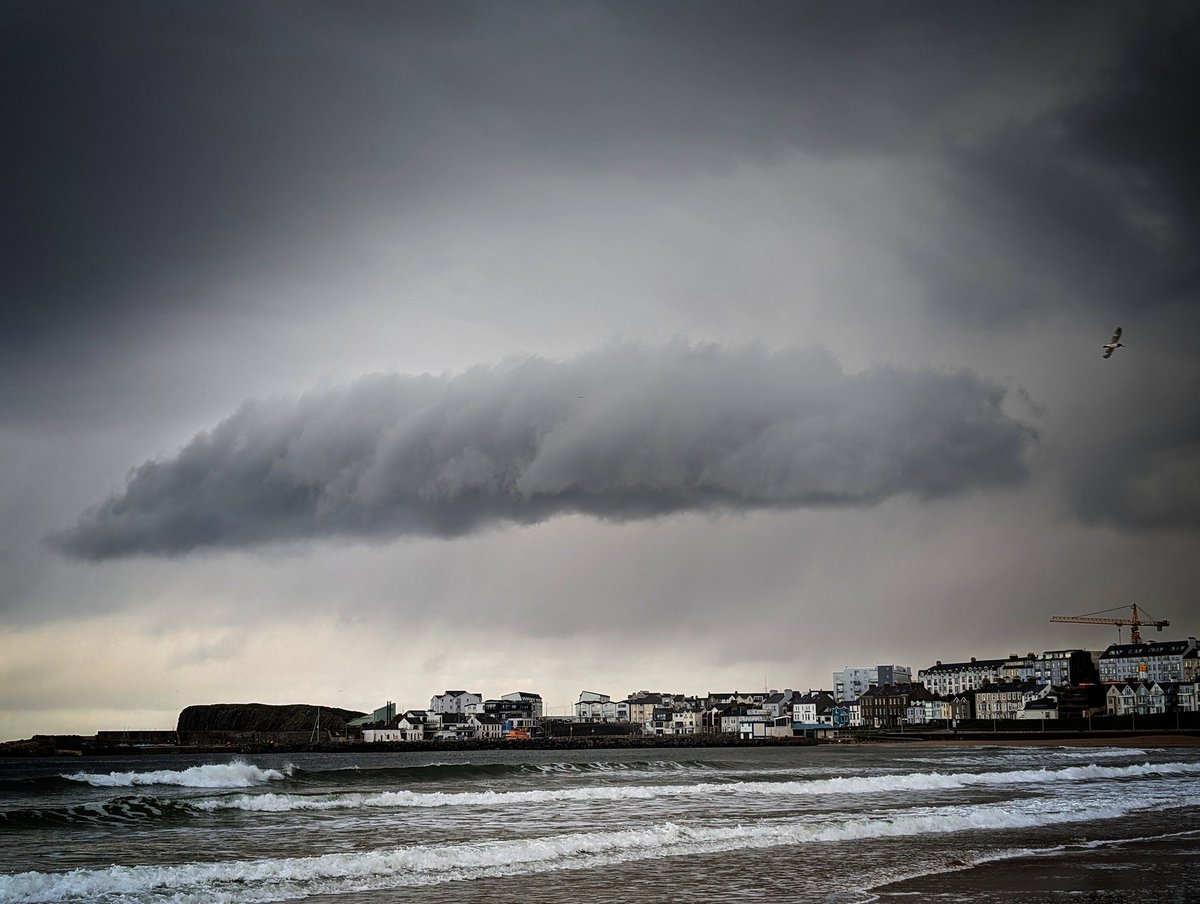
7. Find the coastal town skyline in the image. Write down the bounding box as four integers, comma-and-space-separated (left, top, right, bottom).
3, 3, 1199, 744
9, 627, 1198, 742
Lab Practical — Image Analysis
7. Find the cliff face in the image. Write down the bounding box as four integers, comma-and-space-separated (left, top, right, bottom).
177, 703, 365, 734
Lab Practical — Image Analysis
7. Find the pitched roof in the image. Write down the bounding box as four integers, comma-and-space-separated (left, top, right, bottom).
920, 658, 1007, 673
1100, 639, 1196, 659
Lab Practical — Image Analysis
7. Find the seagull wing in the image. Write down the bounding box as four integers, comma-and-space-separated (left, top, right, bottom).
1111, 326, 1123, 343
1103, 346, 1114, 359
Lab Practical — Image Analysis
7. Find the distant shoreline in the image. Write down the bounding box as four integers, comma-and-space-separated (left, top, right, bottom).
4, 730, 1198, 758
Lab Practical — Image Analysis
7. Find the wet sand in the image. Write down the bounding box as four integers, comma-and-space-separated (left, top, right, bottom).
872, 832, 1200, 903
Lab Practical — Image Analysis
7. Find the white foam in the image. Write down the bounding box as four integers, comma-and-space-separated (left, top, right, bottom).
1, 788, 1184, 903
62, 760, 290, 789
193, 760, 1200, 813
905, 747, 1148, 767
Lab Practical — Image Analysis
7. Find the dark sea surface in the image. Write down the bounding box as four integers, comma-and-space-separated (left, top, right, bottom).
1, 743, 1198, 903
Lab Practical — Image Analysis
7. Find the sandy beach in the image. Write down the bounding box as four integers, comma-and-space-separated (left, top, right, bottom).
873, 830, 1200, 903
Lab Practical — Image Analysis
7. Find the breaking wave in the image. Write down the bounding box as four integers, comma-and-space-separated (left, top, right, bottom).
192, 760, 1200, 814
61, 761, 290, 789
903, 746, 1148, 768
1, 788, 1185, 903
0, 796, 195, 830
287, 758, 717, 785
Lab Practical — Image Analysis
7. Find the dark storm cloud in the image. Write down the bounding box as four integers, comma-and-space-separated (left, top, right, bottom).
1062, 395, 1200, 533
887, 5, 1200, 536
1, 0, 1102, 364
910, 4, 1200, 327
53, 343, 1033, 558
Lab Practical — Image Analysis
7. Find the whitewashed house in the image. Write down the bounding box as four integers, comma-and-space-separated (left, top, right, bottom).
430, 690, 482, 715
469, 714, 504, 739
364, 710, 434, 742
1106, 682, 1170, 716
362, 729, 405, 743
1015, 698, 1058, 720
739, 714, 791, 739
792, 691, 835, 726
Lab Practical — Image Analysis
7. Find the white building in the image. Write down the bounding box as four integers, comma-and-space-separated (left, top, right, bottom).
918, 658, 1007, 696
833, 665, 912, 702
362, 729, 405, 742
1106, 682, 1171, 715
975, 681, 1052, 719
999, 654, 1038, 681
792, 691, 835, 725
644, 707, 699, 736
468, 714, 504, 739
430, 690, 482, 715
1098, 638, 1198, 685
364, 710, 434, 742
1177, 683, 1198, 712
1015, 698, 1058, 720
739, 714, 790, 739
575, 691, 621, 722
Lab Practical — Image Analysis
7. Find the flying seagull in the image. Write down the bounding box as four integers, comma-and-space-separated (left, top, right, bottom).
1102, 326, 1124, 359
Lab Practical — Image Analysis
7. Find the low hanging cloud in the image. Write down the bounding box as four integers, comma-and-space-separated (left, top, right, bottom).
53, 343, 1033, 559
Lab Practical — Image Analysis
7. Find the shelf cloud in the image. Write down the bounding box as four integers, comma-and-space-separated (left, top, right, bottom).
53, 342, 1033, 559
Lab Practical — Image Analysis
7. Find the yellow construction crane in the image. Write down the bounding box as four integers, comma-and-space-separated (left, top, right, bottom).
1050, 603, 1169, 644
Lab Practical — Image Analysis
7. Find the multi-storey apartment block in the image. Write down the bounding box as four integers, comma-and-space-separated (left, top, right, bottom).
1099, 637, 1198, 684
1032, 650, 1100, 686
832, 665, 912, 702
918, 658, 1007, 695
500, 691, 543, 719
575, 691, 621, 722
974, 680, 1052, 719
430, 691, 482, 714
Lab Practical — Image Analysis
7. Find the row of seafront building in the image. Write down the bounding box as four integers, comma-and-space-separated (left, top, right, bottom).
355, 635, 1200, 742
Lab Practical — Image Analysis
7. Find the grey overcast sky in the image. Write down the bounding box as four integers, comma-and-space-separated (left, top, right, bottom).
3, 1, 1198, 739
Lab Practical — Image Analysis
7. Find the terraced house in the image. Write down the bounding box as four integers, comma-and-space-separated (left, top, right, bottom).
859, 683, 933, 728
1105, 681, 1173, 716
974, 680, 1052, 720
918, 658, 1007, 696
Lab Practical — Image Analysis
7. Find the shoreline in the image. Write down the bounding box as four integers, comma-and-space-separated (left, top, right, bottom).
4, 730, 1198, 758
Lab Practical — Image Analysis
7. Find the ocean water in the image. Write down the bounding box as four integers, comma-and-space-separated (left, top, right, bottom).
1, 743, 1198, 903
